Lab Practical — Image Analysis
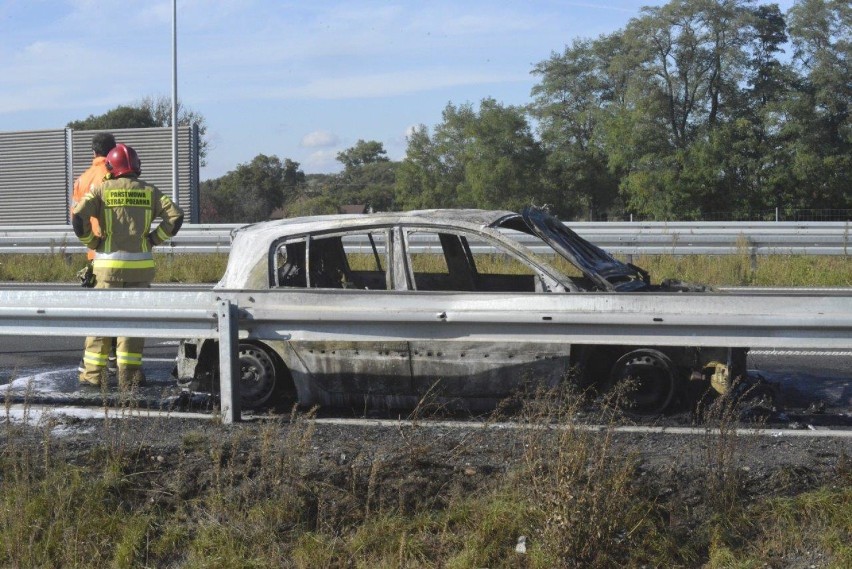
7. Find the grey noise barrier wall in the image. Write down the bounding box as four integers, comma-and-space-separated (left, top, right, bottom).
0, 126, 200, 225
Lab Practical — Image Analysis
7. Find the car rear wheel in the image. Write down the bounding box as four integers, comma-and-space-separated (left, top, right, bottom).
237, 342, 282, 410
608, 349, 676, 414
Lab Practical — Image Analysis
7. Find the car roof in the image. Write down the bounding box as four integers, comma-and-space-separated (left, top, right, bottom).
217, 210, 522, 289
232, 209, 520, 239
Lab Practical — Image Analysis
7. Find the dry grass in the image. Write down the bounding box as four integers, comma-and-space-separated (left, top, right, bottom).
0, 252, 849, 287
1, 386, 849, 568
355, 251, 850, 287
0, 253, 229, 284
633, 252, 852, 287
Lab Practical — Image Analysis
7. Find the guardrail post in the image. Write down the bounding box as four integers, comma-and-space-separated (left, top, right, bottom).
217, 299, 240, 423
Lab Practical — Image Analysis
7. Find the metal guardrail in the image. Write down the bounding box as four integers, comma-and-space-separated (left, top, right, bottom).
1, 287, 851, 423
0, 222, 849, 255
0, 224, 240, 254
0, 288, 242, 424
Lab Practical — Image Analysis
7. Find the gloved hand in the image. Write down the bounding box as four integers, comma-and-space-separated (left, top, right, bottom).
77, 262, 96, 288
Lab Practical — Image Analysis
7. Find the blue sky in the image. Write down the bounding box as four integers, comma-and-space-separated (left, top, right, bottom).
1, 0, 797, 180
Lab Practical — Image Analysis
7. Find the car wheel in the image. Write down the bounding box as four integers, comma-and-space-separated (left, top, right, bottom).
608, 349, 676, 414
237, 342, 281, 410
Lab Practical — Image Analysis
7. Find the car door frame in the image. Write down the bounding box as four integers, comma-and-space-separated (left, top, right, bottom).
266, 225, 415, 408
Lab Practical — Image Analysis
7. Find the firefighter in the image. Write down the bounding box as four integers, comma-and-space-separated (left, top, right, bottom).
71, 133, 117, 374
72, 143, 184, 388
71, 132, 115, 286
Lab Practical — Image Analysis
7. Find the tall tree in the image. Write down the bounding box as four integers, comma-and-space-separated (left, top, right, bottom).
782, 0, 851, 210
200, 154, 303, 222
530, 34, 626, 219
320, 140, 399, 212
282, 158, 307, 195
336, 140, 390, 169
395, 125, 448, 209
748, 3, 790, 107
396, 99, 547, 213
67, 106, 158, 130
138, 96, 210, 166
609, 0, 764, 218
735, 3, 793, 214
624, 0, 755, 148
526, 0, 849, 220
67, 97, 210, 165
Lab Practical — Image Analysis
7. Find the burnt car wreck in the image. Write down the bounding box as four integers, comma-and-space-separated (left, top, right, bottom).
174, 207, 748, 414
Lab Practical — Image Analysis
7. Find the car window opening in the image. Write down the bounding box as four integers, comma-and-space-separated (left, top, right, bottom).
275, 233, 389, 290
409, 230, 539, 293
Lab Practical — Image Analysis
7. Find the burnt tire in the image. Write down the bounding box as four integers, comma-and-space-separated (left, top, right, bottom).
608, 349, 676, 414
237, 342, 284, 410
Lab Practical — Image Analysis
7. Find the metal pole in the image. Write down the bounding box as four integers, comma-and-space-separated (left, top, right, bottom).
171, 0, 179, 205
65, 128, 74, 223
217, 300, 241, 423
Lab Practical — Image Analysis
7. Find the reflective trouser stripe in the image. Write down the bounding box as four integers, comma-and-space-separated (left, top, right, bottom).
116, 351, 143, 367
96, 251, 154, 260
84, 350, 108, 368
80, 280, 149, 383
94, 251, 154, 268
93, 259, 156, 270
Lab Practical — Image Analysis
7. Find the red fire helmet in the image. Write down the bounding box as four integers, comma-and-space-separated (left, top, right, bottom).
105, 143, 141, 177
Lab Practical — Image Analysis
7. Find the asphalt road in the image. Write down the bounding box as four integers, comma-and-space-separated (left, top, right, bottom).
0, 336, 182, 406
747, 348, 851, 411
0, 336, 852, 400
0, 330, 852, 417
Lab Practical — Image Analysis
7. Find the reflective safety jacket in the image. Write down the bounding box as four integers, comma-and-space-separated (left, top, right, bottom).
71, 156, 110, 261
72, 176, 184, 283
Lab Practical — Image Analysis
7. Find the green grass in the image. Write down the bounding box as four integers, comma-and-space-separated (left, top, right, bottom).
705, 485, 852, 568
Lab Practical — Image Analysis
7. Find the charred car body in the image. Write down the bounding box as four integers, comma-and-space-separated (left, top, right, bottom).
175, 207, 747, 413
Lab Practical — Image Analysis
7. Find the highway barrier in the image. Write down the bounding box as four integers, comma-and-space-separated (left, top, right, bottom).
0, 221, 849, 255
0, 287, 850, 423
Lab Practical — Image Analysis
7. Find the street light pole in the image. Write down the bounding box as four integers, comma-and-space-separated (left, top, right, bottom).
171, 0, 179, 205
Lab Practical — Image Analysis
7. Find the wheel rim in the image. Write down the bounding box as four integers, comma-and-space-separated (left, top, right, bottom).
238, 344, 277, 409
610, 351, 676, 414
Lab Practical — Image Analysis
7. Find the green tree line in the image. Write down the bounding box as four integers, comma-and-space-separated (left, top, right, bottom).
73, 0, 849, 223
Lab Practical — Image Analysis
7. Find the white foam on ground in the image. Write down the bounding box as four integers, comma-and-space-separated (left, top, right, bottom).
2, 405, 213, 437
3, 360, 175, 397
4, 368, 73, 395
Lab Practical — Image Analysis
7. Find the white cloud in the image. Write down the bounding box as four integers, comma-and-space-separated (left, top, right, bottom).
304, 149, 342, 173
301, 130, 339, 148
